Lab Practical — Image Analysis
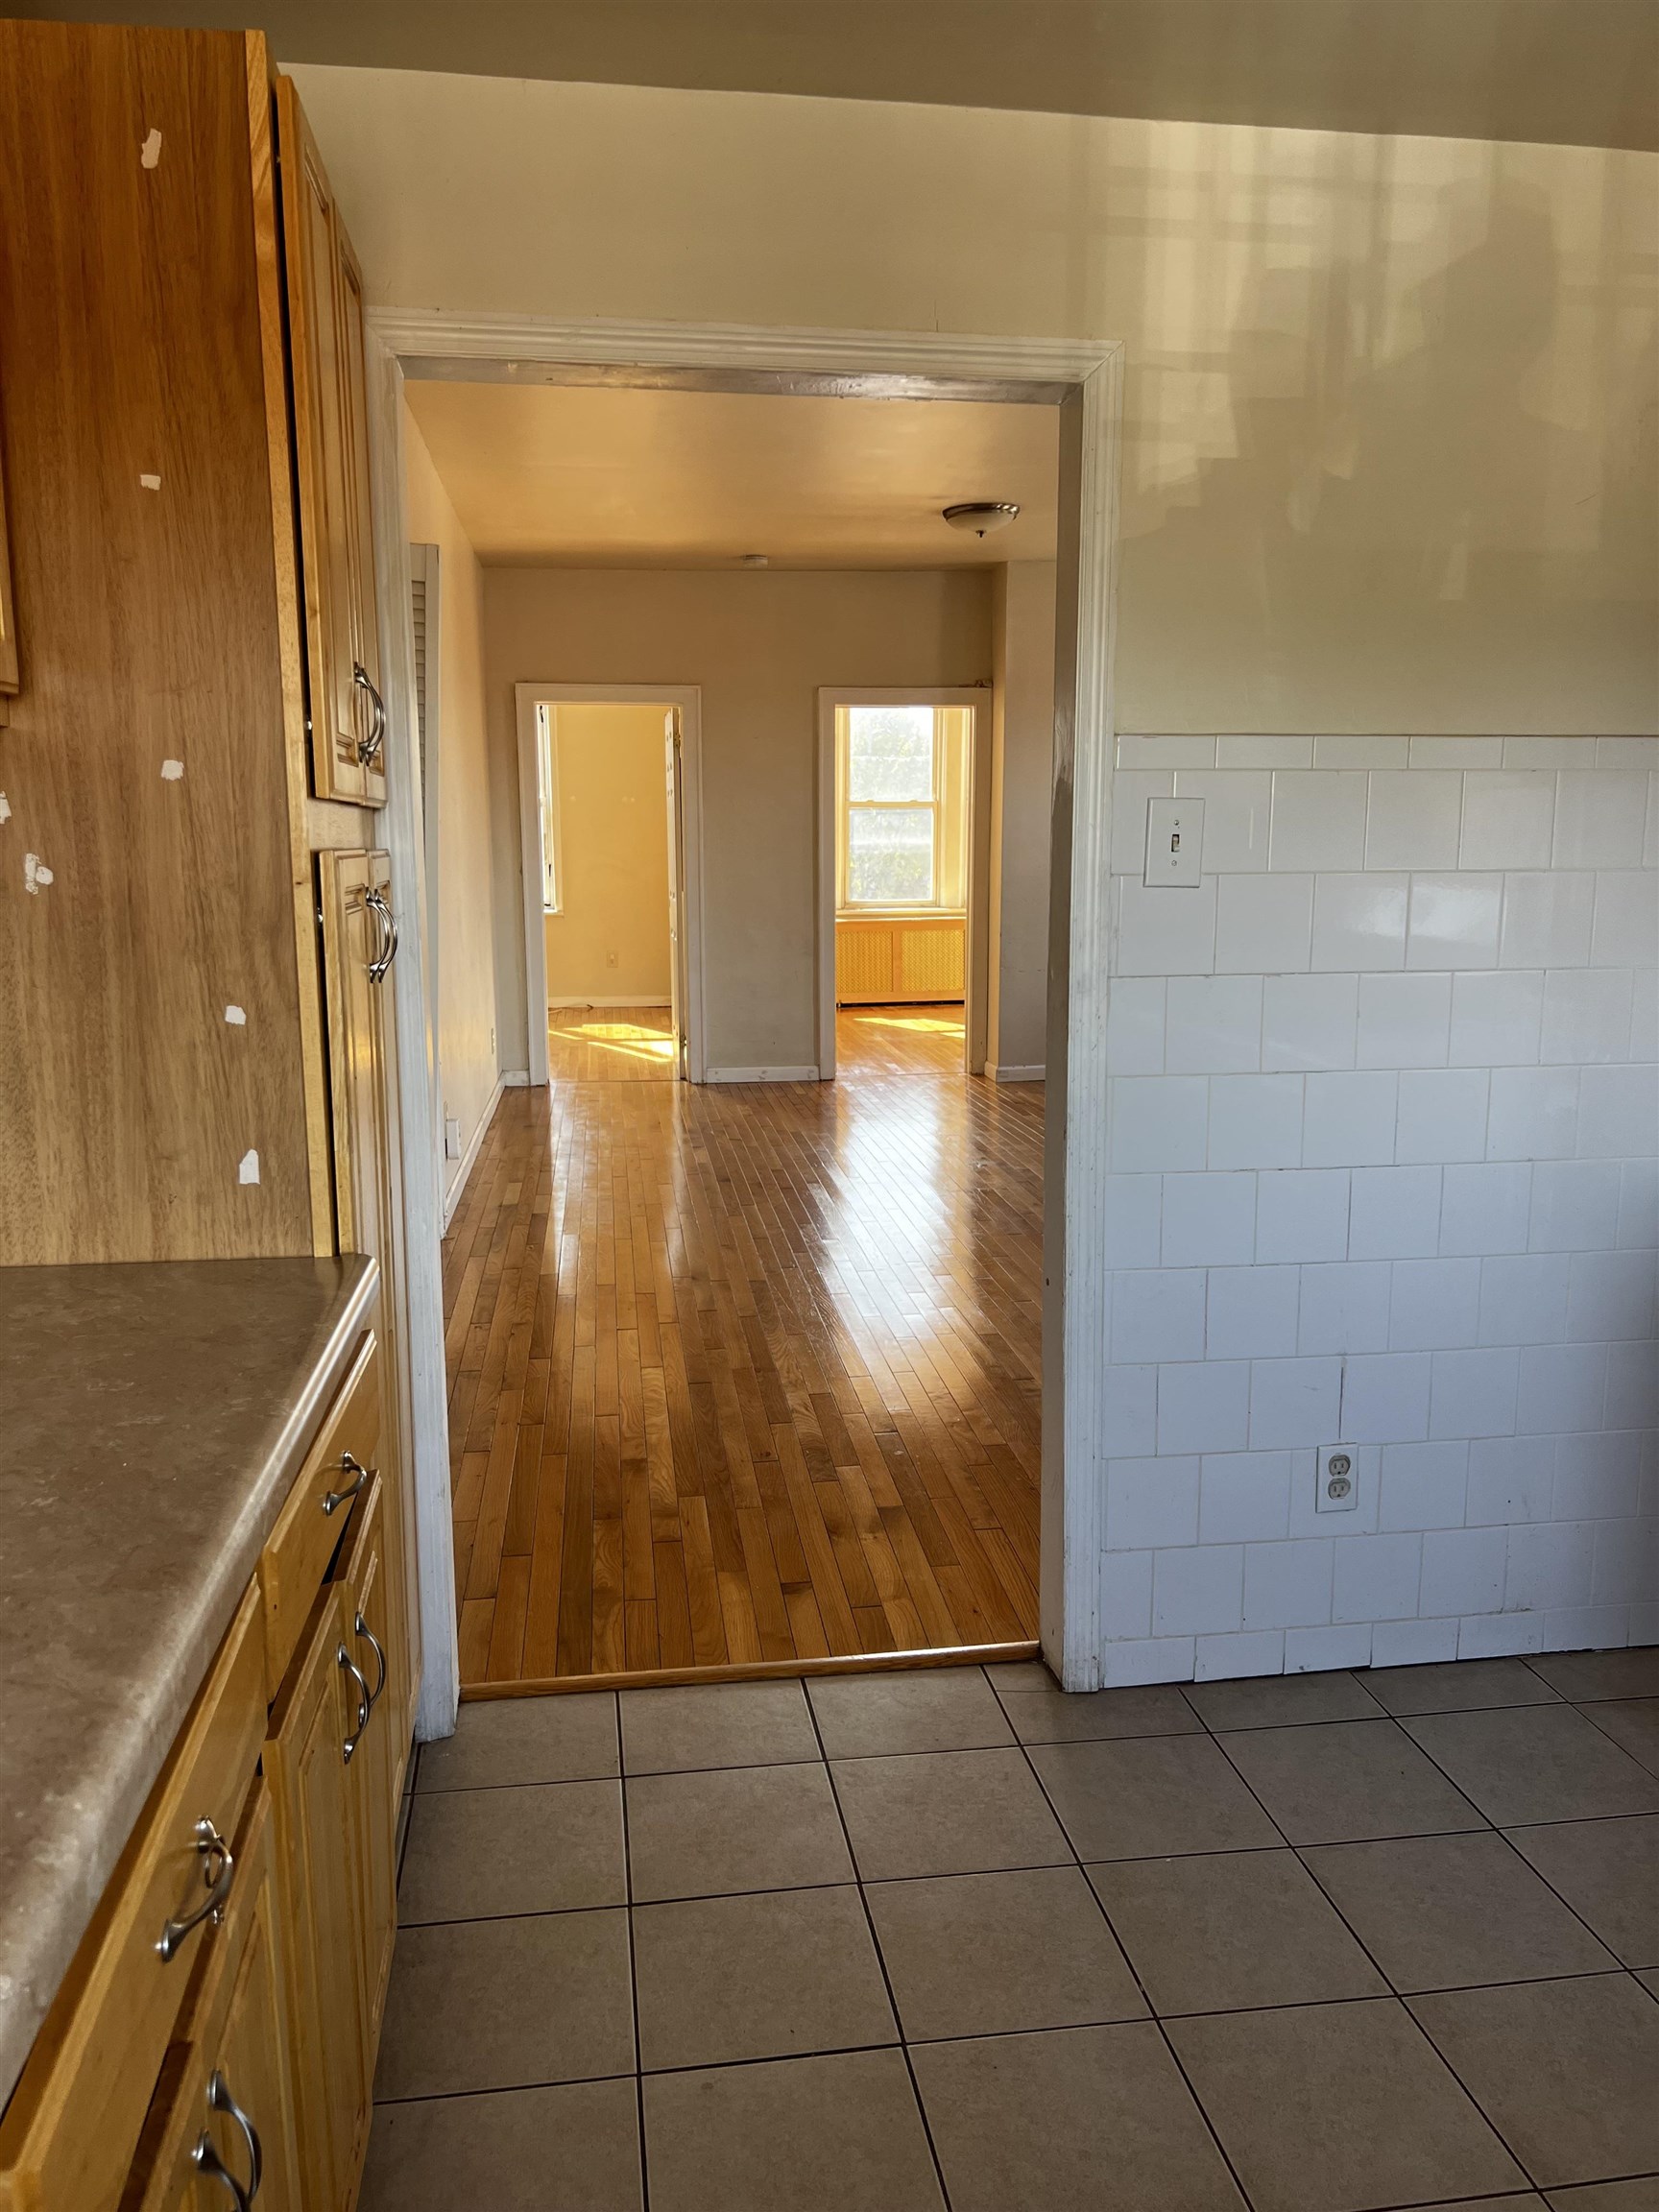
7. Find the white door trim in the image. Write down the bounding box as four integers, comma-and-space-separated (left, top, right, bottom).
513, 682, 706, 1087
361, 338, 460, 1742
816, 685, 990, 1084
364, 308, 1121, 1695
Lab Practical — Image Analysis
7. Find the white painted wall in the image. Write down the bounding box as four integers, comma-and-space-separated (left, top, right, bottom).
1098, 736, 1658, 1683
989, 563, 1057, 1077
483, 567, 993, 1075
402, 411, 502, 1209
294, 63, 1658, 736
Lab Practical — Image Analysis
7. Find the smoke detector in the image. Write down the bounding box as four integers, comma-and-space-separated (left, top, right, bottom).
943, 502, 1020, 538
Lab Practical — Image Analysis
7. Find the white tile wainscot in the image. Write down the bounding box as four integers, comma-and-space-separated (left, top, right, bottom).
1099, 735, 1659, 1686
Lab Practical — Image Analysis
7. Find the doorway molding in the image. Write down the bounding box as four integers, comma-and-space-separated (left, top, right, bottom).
513, 682, 706, 1087
816, 686, 991, 1083
362, 311, 1122, 1711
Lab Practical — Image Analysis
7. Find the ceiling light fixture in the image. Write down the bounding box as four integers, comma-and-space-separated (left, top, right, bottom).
943, 501, 1020, 537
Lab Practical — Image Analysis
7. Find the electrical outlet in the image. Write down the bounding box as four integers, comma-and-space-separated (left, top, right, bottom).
1316, 1447, 1358, 1513
444, 1116, 461, 1162
606, 950, 618, 968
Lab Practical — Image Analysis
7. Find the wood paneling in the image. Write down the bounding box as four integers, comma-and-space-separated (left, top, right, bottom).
445, 1006, 1042, 1689
0, 22, 315, 1262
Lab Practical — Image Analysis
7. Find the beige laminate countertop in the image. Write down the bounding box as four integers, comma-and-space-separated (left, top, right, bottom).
0, 1254, 378, 2109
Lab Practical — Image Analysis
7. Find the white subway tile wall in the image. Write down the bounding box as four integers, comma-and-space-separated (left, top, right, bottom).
1100, 738, 1659, 1685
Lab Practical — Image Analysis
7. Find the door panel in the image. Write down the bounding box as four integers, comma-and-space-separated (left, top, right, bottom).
275, 78, 384, 805
265, 1586, 367, 2212
318, 849, 418, 1779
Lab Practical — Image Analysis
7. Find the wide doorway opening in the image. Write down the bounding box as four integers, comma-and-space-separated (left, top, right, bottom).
375, 327, 1121, 1704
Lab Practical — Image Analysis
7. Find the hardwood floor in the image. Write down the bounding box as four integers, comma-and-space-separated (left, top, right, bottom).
547, 1006, 678, 1081
442, 1003, 1044, 1692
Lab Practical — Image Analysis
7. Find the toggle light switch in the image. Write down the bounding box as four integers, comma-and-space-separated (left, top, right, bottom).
1144, 797, 1204, 887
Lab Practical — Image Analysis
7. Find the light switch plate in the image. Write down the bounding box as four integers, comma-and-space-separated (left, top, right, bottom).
1144, 796, 1204, 887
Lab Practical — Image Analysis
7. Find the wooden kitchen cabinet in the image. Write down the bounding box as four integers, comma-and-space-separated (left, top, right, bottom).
320, 848, 422, 1726
265, 1583, 370, 2212
276, 77, 386, 808
130, 1788, 301, 2212
334, 1479, 403, 2059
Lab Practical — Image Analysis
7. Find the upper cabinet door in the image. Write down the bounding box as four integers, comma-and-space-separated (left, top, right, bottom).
275, 78, 385, 807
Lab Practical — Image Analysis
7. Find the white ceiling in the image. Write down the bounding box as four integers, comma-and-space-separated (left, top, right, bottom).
402, 380, 1060, 569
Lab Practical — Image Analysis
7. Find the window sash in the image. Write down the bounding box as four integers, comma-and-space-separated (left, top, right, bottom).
838, 708, 950, 912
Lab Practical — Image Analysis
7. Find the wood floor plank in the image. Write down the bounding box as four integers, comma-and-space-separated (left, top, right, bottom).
442, 1004, 1044, 1688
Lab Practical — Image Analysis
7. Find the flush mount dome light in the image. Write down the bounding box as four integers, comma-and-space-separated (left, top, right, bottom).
942, 501, 1020, 537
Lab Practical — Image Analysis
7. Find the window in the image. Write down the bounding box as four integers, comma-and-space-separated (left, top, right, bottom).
836, 704, 969, 912
536, 701, 563, 913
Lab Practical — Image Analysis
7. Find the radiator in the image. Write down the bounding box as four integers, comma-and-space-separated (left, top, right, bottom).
835, 916, 965, 1004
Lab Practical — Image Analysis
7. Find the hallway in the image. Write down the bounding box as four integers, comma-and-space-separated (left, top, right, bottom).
443, 1009, 1044, 1688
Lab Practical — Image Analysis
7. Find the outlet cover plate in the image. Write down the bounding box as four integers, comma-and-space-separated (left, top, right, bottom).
1316, 1446, 1359, 1513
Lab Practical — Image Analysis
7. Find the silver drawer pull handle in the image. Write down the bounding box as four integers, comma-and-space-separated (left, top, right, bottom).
338, 1645, 371, 1763
322, 1450, 372, 1517
193, 2132, 251, 2212
355, 1609, 388, 1716
365, 883, 398, 981
352, 661, 386, 765
202, 2069, 263, 2202
156, 1817, 234, 1960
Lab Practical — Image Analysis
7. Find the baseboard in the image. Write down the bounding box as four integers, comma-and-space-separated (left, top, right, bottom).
442, 1073, 505, 1231
988, 1062, 1046, 1083
705, 1065, 822, 1084
548, 995, 670, 1009
500, 1069, 531, 1087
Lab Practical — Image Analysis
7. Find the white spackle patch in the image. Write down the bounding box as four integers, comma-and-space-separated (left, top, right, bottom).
140, 129, 161, 168
224, 1004, 247, 1026
23, 854, 52, 894
140, 472, 161, 491
0, 793, 11, 824
160, 758, 184, 781
237, 1148, 260, 1186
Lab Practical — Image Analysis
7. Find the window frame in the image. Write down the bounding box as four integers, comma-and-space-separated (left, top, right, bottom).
835, 704, 955, 916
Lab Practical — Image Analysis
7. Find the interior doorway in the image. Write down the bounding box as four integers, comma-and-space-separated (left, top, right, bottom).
514, 682, 705, 1087
368, 320, 1122, 1719
817, 687, 991, 1082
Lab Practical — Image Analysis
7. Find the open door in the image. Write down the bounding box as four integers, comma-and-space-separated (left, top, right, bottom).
665, 707, 688, 1080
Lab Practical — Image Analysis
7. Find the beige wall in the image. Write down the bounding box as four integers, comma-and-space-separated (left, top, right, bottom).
989, 563, 1058, 1076
542, 702, 673, 1004
299, 65, 1657, 734
403, 411, 501, 1200
484, 568, 993, 1072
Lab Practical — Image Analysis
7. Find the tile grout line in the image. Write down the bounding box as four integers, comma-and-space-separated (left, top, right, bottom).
1157, 1677, 1559, 2198
614, 1696, 652, 2212
980, 1663, 1267, 2212
803, 1676, 958, 2212
1379, 1691, 1659, 2096
995, 1663, 1647, 2203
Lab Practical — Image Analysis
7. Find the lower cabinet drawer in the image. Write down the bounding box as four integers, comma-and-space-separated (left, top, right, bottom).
0, 1589, 267, 2212
123, 1782, 301, 2212
258, 1331, 382, 1701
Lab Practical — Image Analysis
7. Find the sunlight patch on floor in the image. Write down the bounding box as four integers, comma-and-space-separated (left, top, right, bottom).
549, 1018, 677, 1066
850, 1011, 966, 1038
